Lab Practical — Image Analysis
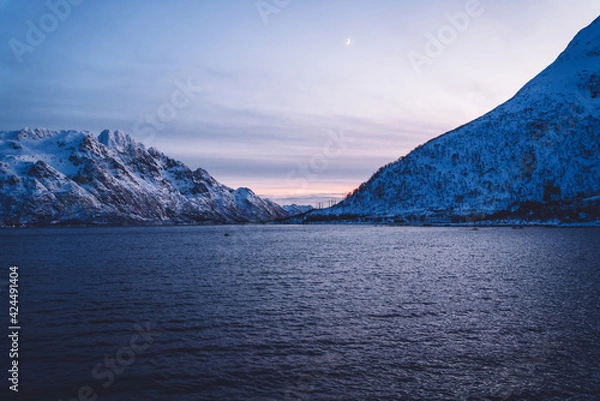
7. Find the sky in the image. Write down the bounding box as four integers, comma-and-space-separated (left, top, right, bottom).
1, 0, 599, 206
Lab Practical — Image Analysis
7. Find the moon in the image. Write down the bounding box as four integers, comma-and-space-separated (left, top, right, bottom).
346, 38, 352, 46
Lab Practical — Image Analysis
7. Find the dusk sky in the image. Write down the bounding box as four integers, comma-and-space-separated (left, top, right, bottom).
1, 0, 599, 205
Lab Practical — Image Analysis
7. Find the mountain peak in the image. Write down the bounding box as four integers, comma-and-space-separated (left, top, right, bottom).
511, 16, 600, 105
0, 128, 288, 226
97, 129, 136, 151
553, 16, 600, 63
14, 127, 58, 141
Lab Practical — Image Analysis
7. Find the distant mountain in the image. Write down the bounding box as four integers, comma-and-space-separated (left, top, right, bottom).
282, 204, 314, 216
300, 16, 600, 225
0, 128, 288, 226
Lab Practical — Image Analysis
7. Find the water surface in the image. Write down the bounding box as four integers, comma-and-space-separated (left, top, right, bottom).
1, 225, 599, 400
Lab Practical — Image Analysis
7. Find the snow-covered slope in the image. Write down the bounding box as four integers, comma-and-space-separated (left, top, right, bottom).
302, 16, 600, 224
282, 204, 314, 216
0, 128, 288, 226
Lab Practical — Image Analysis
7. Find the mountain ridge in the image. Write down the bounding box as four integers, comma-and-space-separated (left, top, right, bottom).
0, 127, 288, 226
298, 16, 600, 225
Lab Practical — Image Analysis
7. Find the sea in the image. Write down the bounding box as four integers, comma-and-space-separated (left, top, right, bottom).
1, 225, 599, 400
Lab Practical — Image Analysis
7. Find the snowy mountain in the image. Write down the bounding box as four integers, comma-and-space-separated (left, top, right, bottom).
282, 204, 314, 216
0, 128, 288, 226
300, 16, 600, 225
